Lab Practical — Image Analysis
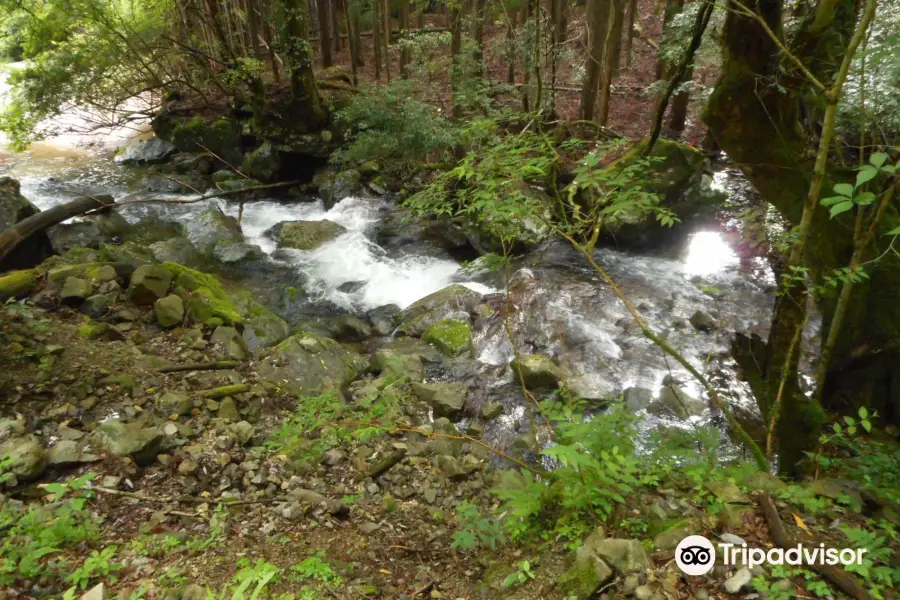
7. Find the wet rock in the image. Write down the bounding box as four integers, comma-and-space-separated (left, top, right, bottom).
467, 421, 484, 438
624, 387, 654, 412
270, 219, 347, 250
0, 177, 53, 271
397, 284, 482, 336
143, 173, 208, 194
338, 280, 365, 294
158, 391, 192, 416
164, 116, 243, 165
61, 277, 93, 304
411, 382, 467, 418
217, 397, 241, 422
81, 293, 117, 319
213, 241, 264, 264
186, 207, 244, 255
0, 435, 48, 482
689, 310, 717, 332
169, 152, 218, 175
723, 568, 753, 594
94, 420, 163, 464
705, 480, 751, 504
154, 295, 185, 328
370, 349, 425, 382
648, 386, 706, 419
242, 312, 291, 353
481, 402, 503, 420
257, 332, 367, 395
315, 168, 362, 209
127, 264, 173, 305
149, 237, 204, 267
116, 137, 177, 165
422, 319, 473, 358
49, 222, 104, 254
510, 354, 564, 390
210, 326, 249, 360
335, 313, 372, 342
240, 142, 281, 183
367, 304, 401, 335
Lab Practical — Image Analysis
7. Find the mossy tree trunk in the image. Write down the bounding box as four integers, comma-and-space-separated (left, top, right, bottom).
284, 0, 327, 130
705, 0, 897, 474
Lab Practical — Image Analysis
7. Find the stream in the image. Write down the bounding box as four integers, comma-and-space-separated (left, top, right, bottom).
1, 67, 781, 458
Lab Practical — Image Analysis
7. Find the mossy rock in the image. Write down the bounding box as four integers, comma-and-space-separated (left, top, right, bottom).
510, 354, 564, 390
162, 262, 244, 325
274, 220, 347, 251
240, 142, 281, 183
258, 332, 367, 395
422, 319, 474, 358
168, 117, 243, 165
77, 320, 111, 340
0, 269, 37, 301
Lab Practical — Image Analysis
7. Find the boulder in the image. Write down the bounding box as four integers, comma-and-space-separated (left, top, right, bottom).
186, 207, 244, 255
367, 304, 401, 336
61, 277, 94, 305
481, 402, 503, 420
242, 312, 291, 353
624, 387, 654, 412
163, 116, 244, 166
591, 538, 651, 574
169, 152, 218, 175
410, 382, 467, 418
115, 137, 177, 165
162, 262, 244, 324
0, 177, 53, 271
562, 529, 616, 600
315, 168, 362, 209
240, 142, 282, 183
143, 173, 209, 194
257, 332, 367, 395
149, 237, 204, 268
369, 349, 425, 382
648, 385, 706, 419
210, 326, 249, 360
0, 269, 37, 301
154, 295, 185, 328
49, 222, 104, 254
81, 293, 118, 319
47, 441, 101, 466
269, 220, 347, 251
158, 390, 192, 416
510, 354, 564, 390
422, 319, 473, 358
335, 313, 372, 342
93, 420, 163, 464
396, 284, 482, 336
690, 310, 717, 332
127, 264, 173, 305
0, 435, 48, 482
213, 241, 264, 265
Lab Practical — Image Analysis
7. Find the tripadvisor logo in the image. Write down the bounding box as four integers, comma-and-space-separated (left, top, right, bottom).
675, 535, 869, 576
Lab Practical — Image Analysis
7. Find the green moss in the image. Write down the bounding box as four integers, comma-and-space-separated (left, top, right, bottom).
422, 319, 473, 358
161, 262, 243, 325
46, 262, 116, 284
77, 320, 110, 340
0, 269, 37, 300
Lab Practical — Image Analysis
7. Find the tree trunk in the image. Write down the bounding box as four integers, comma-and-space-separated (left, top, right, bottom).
373, 0, 383, 80
596, 0, 624, 126
580, 0, 611, 121
667, 64, 692, 135
625, 0, 637, 66
400, 1, 411, 77
246, 0, 263, 60
382, 0, 392, 80
284, 0, 326, 129
317, 0, 333, 67
506, 8, 517, 84
352, 1, 364, 66
450, 1, 462, 117
331, 0, 342, 50
345, 0, 359, 83
474, 0, 486, 77
656, 0, 684, 80
705, 0, 891, 472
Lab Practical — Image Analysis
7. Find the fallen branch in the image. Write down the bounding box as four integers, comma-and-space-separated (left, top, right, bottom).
197, 383, 250, 398
157, 360, 241, 373
367, 449, 407, 479
761, 493, 875, 600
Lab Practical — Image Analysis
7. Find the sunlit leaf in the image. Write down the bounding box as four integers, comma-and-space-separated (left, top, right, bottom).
829, 201, 853, 217
833, 183, 854, 197
870, 152, 888, 168
856, 166, 878, 187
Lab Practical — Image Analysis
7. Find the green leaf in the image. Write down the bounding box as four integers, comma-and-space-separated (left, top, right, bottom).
853, 191, 877, 205
883, 226, 900, 236
870, 152, 888, 168
856, 166, 878, 187
858, 406, 868, 419
829, 201, 853, 217
820, 196, 845, 206
833, 183, 854, 197
502, 573, 519, 588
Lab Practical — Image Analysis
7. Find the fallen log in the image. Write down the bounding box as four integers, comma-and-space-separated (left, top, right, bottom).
157, 360, 241, 373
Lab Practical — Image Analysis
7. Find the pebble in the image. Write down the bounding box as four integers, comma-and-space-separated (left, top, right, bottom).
723, 568, 753, 594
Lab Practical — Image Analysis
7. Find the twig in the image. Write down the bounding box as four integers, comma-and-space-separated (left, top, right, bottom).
157, 360, 242, 373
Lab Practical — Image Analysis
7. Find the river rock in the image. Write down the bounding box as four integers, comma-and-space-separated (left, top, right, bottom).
335, 313, 372, 342
158, 390, 192, 416
242, 312, 291, 353
510, 354, 564, 390
61, 277, 94, 304
370, 349, 425, 382
257, 332, 367, 395
481, 402, 503, 420
690, 310, 717, 332
210, 326, 249, 360
315, 168, 362, 209
367, 304, 400, 335
562, 531, 615, 599
410, 382, 467, 418
169, 152, 218, 175
0, 435, 48, 482
82, 293, 118, 319
270, 220, 347, 251
0, 177, 53, 271
213, 240, 264, 264
116, 137, 177, 165
149, 237, 205, 268
155, 295, 185, 328
592, 538, 651, 574
93, 420, 163, 464
648, 385, 706, 419
217, 397, 241, 422
186, 207, 244, 255
723, 568, 753, 594
49, 222, 104, 254
624, 387, 654, 412
421, 319, 473, 358
241, 142, 281, 183
127, 264, 173, 305
397, 284, 482, 336
163, 116, 243, 165
337, 281, 365, 294
143, 173, 209, 194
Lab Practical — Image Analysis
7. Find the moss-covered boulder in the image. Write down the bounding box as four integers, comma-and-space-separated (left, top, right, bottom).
369, 349, 425, 382
162, 262, 244, 324
0, 435, 48, 483
313, 168, 362, 209
61, 276, 94, 305
0, 269, 37, 301
154, 295, 185, 328
163, 116, 244, 166
212, 240, 265, 265
77, 320, 112, 340
242, 311, 291, 353
149, 237, 205, 268
510, 354, 564, 390
397, 285, 482, 337
127, 264, 173, 305
186, 207, 244, 255
422, 319, 474, 358
241, 142, 282, 183
0, 177, 53, 272
257, 332, 367, 394
92, 420, 163, 464
210, 325, 249, 360
269, 220, 347, 251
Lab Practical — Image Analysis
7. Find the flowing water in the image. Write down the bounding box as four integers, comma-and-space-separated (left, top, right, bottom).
2, 66, 780, 455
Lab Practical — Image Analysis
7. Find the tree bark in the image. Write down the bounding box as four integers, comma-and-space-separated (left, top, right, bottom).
656, 0, 685, 80
373, 0, 383, 80
580, 0, 611, 121
284, 0, 327, 129
596, 0, 624, 126
317, 0, 333, 67
625, 0, 637, 66
400, 0, 411, 77
344, 0, 359, 84
450, 1, 463, 117
506, 8, 517, 84
331, 0, 342, 50
474, 0, 486, 77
